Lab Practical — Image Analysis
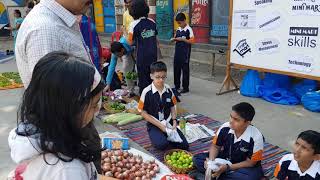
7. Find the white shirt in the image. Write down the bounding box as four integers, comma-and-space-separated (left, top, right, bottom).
15, 0, 92, 87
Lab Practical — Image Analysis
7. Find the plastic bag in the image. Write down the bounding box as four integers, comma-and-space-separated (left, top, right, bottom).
240, 70, 262, 97
302, 91, 320, 112
262, 73, 291, 89
259, 87, 300, 105
292, 80, 318, 99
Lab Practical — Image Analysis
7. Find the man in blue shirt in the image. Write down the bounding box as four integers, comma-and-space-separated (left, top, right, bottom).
105, 37, 134, 91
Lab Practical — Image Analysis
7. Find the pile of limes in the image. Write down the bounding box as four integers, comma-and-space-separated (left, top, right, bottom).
166, 151, 193, 169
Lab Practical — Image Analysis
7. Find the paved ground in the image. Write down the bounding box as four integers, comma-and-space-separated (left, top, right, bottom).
0, 38, 319, 179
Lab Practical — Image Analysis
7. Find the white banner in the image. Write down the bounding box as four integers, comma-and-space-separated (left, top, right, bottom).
230, 0, 320, 78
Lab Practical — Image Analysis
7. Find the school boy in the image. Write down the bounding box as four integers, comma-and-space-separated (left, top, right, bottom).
274, 130, 320, 180
127, 0, 158, 94
138, 61, 189, 150
192, 102, 264, 180
171, 13, 195, 94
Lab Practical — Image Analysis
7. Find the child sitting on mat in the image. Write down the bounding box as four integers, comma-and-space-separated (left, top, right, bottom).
138, 61, 189, 151
274, 130, 320, 180
191, 102, 264, 180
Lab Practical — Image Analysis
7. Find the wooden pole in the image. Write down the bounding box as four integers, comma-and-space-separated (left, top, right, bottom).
217, 0, 239, 95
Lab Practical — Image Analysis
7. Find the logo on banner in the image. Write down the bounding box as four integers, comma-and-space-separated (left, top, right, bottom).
254, 0, 273, 7
291, 0, 320, 16
288, 54, 314, 73
288, 27, 318, 48
192, 0, 208, 5
258, 11, 282, 31
255, 38, 280, 54
234, 10, 256, 29
233, 39, 251, 58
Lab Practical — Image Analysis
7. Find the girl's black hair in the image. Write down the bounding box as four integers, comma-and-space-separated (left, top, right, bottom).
129, 0, 149, 20
18, 51, 105, 164
14, 10, 22, 17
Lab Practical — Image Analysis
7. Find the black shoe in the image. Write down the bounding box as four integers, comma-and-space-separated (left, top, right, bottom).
180, 89, 189, 94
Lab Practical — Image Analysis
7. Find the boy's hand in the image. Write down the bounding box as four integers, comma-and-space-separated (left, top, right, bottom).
170, 38, 175, 42
173, 120, 177, 130
212, 164, 228, 177
103, 85, 110, 93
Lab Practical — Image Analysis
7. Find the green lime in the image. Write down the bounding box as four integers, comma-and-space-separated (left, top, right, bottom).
167, 160, 172, 164
188, 165, 193, 168
179, 157, 184, 161
173, 152, 177, 156
166, 155, 171, 160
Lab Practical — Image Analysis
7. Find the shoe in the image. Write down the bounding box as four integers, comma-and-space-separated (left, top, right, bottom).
172, 88, 181, 97
180, 89, 189, 94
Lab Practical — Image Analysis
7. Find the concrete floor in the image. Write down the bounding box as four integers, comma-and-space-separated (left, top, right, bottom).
0, 39, 319, 179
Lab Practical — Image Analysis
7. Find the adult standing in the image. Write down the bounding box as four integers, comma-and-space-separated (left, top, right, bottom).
15, 0, 102, 173
6, 10, 23, 49
122, 0, 133, 38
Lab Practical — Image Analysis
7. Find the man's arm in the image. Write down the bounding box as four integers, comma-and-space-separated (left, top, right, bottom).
25, 27, 66, 74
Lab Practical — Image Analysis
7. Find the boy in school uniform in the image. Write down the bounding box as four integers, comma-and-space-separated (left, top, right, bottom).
138, 61, 189, 151
192, 102, 264, 180
127, 0, 158, 94
171, 13, 195, 94
274, 130, 320, 180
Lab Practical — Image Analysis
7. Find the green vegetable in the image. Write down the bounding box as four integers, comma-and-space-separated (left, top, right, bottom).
117, 115, 143, 125
0, 76, 11, 87
110, 102, 126, 111
1, 72, 22, 84
125, 72, 138, 80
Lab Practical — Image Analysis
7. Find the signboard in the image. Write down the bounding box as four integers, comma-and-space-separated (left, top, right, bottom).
229, 0, 320, 79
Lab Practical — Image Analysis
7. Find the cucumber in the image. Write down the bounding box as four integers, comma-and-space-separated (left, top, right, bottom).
117, 115, 143, 125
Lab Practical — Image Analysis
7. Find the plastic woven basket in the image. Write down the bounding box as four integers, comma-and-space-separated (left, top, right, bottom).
164, 149, 194, 174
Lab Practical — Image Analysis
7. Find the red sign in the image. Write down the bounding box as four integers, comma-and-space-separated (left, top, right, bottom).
191, 0, 209, 26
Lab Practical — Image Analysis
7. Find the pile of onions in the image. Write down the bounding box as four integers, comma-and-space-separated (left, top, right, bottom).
101, 150, 160, 180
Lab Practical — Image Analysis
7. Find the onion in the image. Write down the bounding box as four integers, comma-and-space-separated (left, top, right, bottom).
101, 151, 107, 159
141, 175, 147, 180
149, 170, 155, 177
129, 158, 135, 163
123, 171, 129, 179
126, 163, 132, 169
117, 162, 124, 168
102, 164, 111, 172
122, 158, 128, 164
135, 171, 142, 177
111, 167, 117, 173
135, 177, 142, 180
147, 164, 152, 170
114, 172, 120, 178
114, 150, 120, 156
117, 167, 122, 173
107, 151, 113, 157
104, 157, 111, 163
135, 164, 140, 169
153, 166, 160, 173
141, 170, 146, 176
123, 152, 129, 158
116, 173, 123, 179
105, 171, 113, 177
145, 174, 151, 179
135, 158, 141, 164
128, 173, 135, 179
131, 166, 137, 172
118, 150, 124, 156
